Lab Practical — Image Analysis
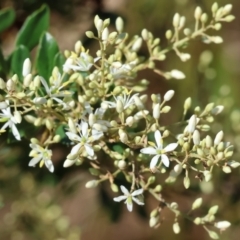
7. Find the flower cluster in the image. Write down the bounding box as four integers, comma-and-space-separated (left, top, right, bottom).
0, 2, 235, 237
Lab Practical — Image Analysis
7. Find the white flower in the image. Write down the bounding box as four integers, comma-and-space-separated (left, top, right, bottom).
110, 61, 136, 79
113, 185, 144, 212
103, 93, 139, 110
40, 77, 72, 108
140, 130, 178, 168
65, 121, 103, 158
63, 52, 100, 72
0, 101, 21, 140
28, 143, 54, 172
83, 102, 110, 132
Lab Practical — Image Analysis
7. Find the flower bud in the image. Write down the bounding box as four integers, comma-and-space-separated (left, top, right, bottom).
188, 115, 196, 133
23, 74, 32, 88
46, 119, 53, 130
85, 31, 94, 38
6, 79, 15, 91
116, 99, 124, 113
24, 115, 36, 123
118, 160, 127, 169
192, 198, 203, 210
200, 13, 208, 23
74, 40, 82, 53
134, 96, 144, 110
153, 103, 160, 119
173, 222, 180, 234
206, 135, 212, 148
14, 111, 22, 123
193, 130, 200, 145
161, 106, 171, 113
214, 131, 224, 145
173, 13, 180, 28
102, 27, 109, 41
33, 97, 47, 105
85, 180, 98, 188
141, 29, 149, 40
53, 135, 61, 143
164, 90, 175, 101
194, 7, 202, 20
215, 221, 231, 230
116, 17, 124, 32
170, 69, 185, 79
165, 30, 172, 40
22, 58, 31, 77
132, 38, 142, 52
119, 129, 128, 143
223, 4, 232, 15
126, 116, 135, 126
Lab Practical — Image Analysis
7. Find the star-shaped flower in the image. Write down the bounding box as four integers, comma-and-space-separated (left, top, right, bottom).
140, 130, 178, 168
28, 143, 54, 172
63, 52, 100, 72
103, 92, 139, 111
0, 101, 21, 140
65, 121, 103, 157
113, 185, 144, 212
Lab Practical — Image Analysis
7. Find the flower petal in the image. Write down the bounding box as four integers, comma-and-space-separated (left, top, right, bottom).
66, 132, 81, 142
164, 143, 178, 152
28, 155, 42, 166
161, 154, 170, 167
132, 197, 144, 205
84, 144, 94, 156
81, 121, 88, 136
70, 143, 81, 155
140, 147, 156, 155
120, 185, 129, 195
126, 200, 133, 212
155, 130, 162, 148
150, 155, 160, 169
63, 159, 76, 168
11, 123, 21, 140
113, 196, 127, 202
131, 188, 143, 196
45, 159, 54, 172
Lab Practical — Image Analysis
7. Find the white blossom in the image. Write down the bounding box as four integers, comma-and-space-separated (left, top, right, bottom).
0, 101, 21, 140
40, 77, 72, 108
110, 61, 136, 79
140, 130, 178, 168
28, 143, 54, 172
103, 93, 139, 110
65, 121, 103, 158
63, 52, 100, 72
113, 185, 144, 212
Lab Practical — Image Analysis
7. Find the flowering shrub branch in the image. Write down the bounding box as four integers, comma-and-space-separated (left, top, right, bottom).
0, 2, 236, 239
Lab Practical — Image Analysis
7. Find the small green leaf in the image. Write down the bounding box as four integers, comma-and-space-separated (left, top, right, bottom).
0, 48, 8, 75
11, 45, 30, 80
36, 32, 59, 79
0, 8, 15, 33
15, 5, 49, 50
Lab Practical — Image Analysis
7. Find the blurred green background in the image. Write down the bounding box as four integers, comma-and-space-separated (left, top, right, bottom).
0, 0, 240, 239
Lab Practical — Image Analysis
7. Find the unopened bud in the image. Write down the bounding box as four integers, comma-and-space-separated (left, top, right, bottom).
164, 90, 175, 101
188, 115, 196, 133
153, 103, 160, 119
116, 17, 124, 32
193, 130, 200, 145
194, 7, 202, 20
173, 13, 180, 28
22, 58, 31, 77
132, 38, 143, 52
85, 180, 98, 188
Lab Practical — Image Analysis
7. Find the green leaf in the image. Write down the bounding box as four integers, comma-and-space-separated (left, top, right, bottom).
15, 5, 49, 50
54, 52, 65, 72
0, 8, 15, 33
0, 48, 8, 76
11, 45, 30, 80
36, 32, 59, 79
